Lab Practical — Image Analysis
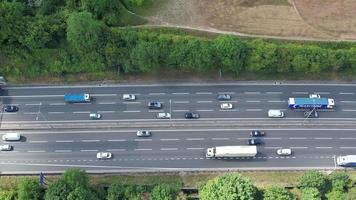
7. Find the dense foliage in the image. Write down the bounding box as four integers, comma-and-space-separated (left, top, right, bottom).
1, 0, 356, 82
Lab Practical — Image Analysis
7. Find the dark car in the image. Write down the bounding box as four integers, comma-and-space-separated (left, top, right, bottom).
304, 110, 318, 118
4, 105, 19, 112
250, 130, 265, 137
148, 101, 162, 109
217, 94, 231, 101
185, 112, 200, 119
247, 138, 262, 145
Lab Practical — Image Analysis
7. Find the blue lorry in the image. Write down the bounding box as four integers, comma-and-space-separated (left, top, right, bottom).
288, 97, 335, 109
64, 93, 91, 103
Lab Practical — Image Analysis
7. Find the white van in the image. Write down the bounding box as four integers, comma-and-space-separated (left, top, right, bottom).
268, 109, 285, 118
2, 133, 21, 141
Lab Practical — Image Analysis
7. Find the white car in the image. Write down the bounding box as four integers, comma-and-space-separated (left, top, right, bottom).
123, 94, 136, 101
276, 148, 292, 156
137, 130, 151, 137
220, 103, 233, 110
96, 152, 112, 159
0, 145, 12, 151
157, 112, 171, 119
309, 94, 320, 98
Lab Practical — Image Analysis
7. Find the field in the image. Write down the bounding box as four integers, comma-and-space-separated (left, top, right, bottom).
144, 0, 356, 40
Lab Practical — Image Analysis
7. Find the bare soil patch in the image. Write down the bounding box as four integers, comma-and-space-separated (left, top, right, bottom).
144, 0, 356, 40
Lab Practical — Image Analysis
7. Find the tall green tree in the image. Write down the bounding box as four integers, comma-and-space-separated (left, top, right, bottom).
17, 178, 43, 200
129, 40, 160, 73
199, 174, 257, 200
301, 188, 321, 200
213, 35, 247, 74
67, 186, 97, 200
61, 168, 90, 190
107, 183, 125, 200
298, 170, 327, 193
329, 171, 349, 192
150, 184, 175, 200
263, 186, 294, 200
44, 179, 70, 200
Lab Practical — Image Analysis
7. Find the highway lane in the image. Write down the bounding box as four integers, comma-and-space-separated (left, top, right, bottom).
0, 128, 355, 172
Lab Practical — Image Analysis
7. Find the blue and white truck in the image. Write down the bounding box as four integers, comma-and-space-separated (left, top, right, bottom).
337, 155, 356, 167
64, 93, 91, 103
288, 97, 335, 109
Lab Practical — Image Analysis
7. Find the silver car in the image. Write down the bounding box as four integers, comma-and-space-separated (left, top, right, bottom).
277, 148, 292, 156
0, 145, 12, 151
137, 130, 151, 137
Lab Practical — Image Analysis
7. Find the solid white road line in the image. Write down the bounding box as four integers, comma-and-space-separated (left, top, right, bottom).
186, 147, 204, 150
340, 101, 356, 103
49, 103, 65, 106
160, 148, 178, 151
48, 112, 64, 114
24, 112, 38, 115
314, 137, 332, 140
244, 92, 261, 94
196, 92, 212, 95
196, 109, 214, 112
266, 92, 282, 94
29, 140, 48, 143
219, 109, 238, 112
342, 109, 356, 112
315, 147, 333, 149
292, 92, 308, 94
73, 111, 90, 114
212, 138, 229, 140
94, 94, 117, 97
264, 147, 281, 149
173, 101, 189, 103
149, 93, 166, 95
160, 139, 180, 141
134, 149, 152, 151
122, 102, 141, 104
107, 139, 127, 142
245, 109, 262, 111
186, 138, 204, 141
82, 140, 100, 142
173, 110, 189, 112
28, 150, 46, 153
339, 138, 356, 140
340, 147, 356, 149
268, 100, 286, 103
197, 101, 213, 103
134, 139, 152, 142
106, 149, 126, 151
289, 137, 307, 139
98, 111, 115, 113
55, 150, 72, 153
123, 110, 141, 113
56, 140, 73, 143
98, 102, 116, 105
25, 103, 41, 106
80, 150, 98, 152
172, 93, 189, 95
339, 92, 354, 95
218, 92, 235, 94
246, 100, 261, 103
263, 138, 281, 140
291, 147, 308, 149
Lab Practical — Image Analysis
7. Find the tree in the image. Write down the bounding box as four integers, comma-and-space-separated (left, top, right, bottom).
44, 179, 71, 200
107, 183, 125, 200
326, 190, 347, 200
301, 188, 321, 200
213, 35, 247, 74
298, 170, 327, 193
17, 178, 43, 200
151, 184, 175, 200
246, 39, 278, 73
129, 40, 160, 73
347, 187, 356, 200
263, 186, 294, 200
329, 171, 349, 192
67, 186, 97, 200
199, 174, 257, 200
61, 168, 90, 190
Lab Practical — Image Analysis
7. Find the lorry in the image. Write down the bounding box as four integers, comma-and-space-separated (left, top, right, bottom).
288, 97, 335, 109
336, 155, 356, 167
64, 93, 91, 103
206, 146, 257, 158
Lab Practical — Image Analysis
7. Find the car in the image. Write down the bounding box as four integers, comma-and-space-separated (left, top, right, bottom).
157, 112, 171, 119
123, 94, 136, 101
217, 94, 231, 101
137, 130, 151, 137
96, 152, 112, 159
304, 110, 319, 118
309, 93, 321, 98
89, 113, 101, 120
220, 103, 233, 110
0, 145, 12, 151
148, 101, 162, 109
247, 138, 262, 145
185, 112, 200, 119
4, 105, 19, 112
276, 148, 292, 156
250, 130, 265, 137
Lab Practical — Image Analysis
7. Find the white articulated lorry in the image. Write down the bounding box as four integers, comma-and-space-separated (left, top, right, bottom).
206, 146, 257, 158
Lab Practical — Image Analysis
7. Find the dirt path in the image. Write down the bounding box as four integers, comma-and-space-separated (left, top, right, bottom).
136, 0, 356, 41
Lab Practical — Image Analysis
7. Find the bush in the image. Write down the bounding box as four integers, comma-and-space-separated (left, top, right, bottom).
263, 186, 294, 200
298, 170, 327, 193
301, 187, 321, 200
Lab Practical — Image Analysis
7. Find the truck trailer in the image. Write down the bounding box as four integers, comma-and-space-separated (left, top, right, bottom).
288, 97, 334, 109
206, 146, 257, 158
337, 155, 356, 167
64, 93, 91, 103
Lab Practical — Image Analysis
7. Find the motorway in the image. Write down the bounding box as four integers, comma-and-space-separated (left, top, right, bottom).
0, 82, 356, 173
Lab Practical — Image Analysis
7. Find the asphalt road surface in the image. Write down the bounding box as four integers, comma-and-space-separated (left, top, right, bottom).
0, 82, 355, 173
